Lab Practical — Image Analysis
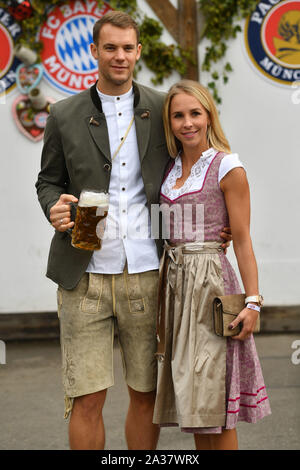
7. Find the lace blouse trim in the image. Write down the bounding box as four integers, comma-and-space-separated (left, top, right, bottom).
161, 151, 220, 202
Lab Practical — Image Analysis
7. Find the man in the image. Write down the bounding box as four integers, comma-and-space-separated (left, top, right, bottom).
36, 11, 230, 450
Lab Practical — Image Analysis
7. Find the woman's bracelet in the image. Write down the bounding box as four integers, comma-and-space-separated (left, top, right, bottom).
246, 303, 261, 313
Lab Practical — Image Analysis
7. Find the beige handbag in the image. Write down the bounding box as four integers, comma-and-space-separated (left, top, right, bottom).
213, 294, 260, 337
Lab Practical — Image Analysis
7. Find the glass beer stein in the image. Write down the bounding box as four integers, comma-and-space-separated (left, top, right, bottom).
71, 189, 109, 251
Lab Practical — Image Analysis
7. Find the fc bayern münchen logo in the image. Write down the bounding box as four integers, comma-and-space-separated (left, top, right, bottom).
0, 8, 22, 95
244, 0, 300, 87
39, 0, 112, 95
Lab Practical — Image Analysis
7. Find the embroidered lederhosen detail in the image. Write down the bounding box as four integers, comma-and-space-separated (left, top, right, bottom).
80, 273, 103, 314
124, 270, 146, 314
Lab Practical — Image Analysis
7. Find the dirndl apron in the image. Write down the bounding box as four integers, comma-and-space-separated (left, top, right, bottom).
153, 240, 228, 429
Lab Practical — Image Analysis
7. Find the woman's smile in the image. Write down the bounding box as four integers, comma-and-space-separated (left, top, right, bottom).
181, 130, 199, 138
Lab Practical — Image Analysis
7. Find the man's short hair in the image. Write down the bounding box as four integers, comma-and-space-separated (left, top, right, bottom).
93, 10, 140, 45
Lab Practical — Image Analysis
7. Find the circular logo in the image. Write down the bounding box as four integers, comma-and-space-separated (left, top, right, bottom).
0, 10, 22, 94
244, 0, 300, 87
39, 0, 112, 94
34, 111, 48, 128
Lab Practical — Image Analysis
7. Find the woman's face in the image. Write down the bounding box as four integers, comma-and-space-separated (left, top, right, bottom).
169, 92, 210, 153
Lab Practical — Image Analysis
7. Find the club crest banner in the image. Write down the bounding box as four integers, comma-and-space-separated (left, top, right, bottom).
39, 0, 112, 95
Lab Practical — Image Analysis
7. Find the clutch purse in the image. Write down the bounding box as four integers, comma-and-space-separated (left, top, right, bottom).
213, 294, 260, 337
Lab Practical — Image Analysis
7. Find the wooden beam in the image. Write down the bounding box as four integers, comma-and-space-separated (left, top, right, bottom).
145, 0, 179, 42
178, 0, 199, 80
146, 0, 199, 80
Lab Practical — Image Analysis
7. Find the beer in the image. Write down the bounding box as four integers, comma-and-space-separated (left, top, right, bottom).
71, 190, 109, 251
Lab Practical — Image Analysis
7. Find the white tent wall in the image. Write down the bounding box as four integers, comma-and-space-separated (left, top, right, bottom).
0, 0, 299, 314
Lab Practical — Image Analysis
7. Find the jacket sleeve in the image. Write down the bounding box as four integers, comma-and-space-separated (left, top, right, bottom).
35, 107, 70, 223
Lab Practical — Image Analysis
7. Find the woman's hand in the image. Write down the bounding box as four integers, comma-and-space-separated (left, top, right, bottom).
229, 306, 259, 341
220, 226, 232, 253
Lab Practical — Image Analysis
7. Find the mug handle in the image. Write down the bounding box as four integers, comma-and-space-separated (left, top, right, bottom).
66, 201, 78, 236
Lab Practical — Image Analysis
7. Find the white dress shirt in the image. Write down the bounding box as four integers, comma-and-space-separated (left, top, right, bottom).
86, 87, 159, 274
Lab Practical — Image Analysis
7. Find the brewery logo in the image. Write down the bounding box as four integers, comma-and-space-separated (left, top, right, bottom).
39, 0, 112, 95
0, 8, 22, 95
244, 0, 300, 87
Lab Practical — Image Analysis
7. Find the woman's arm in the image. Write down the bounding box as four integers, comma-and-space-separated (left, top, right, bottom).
220, 167, 260, 341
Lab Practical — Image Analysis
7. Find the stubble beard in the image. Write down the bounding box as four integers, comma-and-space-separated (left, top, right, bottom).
100, 68, 132, 88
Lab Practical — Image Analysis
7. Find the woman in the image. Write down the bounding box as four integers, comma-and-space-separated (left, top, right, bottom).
153, 80, 271, 450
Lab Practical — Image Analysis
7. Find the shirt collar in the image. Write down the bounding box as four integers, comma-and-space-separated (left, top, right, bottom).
96, 86, 133, 103
175, 147, 216, 167
202, 147, 217, 160
90, 81, 140, 113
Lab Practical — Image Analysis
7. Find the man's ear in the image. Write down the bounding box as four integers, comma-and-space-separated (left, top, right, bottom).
136, 43, 142, 61
90, 43, 98, 60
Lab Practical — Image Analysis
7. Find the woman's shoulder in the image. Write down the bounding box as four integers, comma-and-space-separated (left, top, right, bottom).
214, 149, 240, 160
217, 151, 245, 183
219, 151, 243, 166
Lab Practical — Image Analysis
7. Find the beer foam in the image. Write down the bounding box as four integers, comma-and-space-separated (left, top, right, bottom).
79, 191, 109, 208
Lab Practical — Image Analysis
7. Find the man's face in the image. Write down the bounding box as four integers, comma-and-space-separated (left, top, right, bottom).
90, 24, 142, 93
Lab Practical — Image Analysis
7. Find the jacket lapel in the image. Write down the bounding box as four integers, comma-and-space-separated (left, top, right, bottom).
85, 83, 111, 162
86, 113, 112, 162
86, 81, 150, 163
134, 107, 151, 163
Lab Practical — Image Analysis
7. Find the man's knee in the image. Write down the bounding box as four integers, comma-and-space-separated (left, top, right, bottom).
128, 387, 156, 413
72, 389, 107, 417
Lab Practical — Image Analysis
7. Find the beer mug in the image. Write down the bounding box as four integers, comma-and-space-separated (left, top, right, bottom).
71, 189, 109, 251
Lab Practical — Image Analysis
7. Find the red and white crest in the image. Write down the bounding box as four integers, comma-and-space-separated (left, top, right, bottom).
39, 0, 112, 94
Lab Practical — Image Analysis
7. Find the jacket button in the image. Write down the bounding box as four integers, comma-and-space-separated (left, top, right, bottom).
103, 163, 111, 172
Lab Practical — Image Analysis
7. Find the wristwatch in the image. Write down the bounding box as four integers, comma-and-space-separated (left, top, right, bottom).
245, 295, 264, 307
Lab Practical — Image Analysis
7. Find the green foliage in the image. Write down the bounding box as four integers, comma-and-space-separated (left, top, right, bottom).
139, 16, 186, 85
1, 0, 187, 86
198, 0, 257, 103
106, 0, 137, 15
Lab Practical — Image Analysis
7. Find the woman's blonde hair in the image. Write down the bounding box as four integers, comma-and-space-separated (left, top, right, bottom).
163, 80, 231, 157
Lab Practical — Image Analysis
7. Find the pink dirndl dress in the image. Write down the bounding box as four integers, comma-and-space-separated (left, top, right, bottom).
154, 152, 271, 433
